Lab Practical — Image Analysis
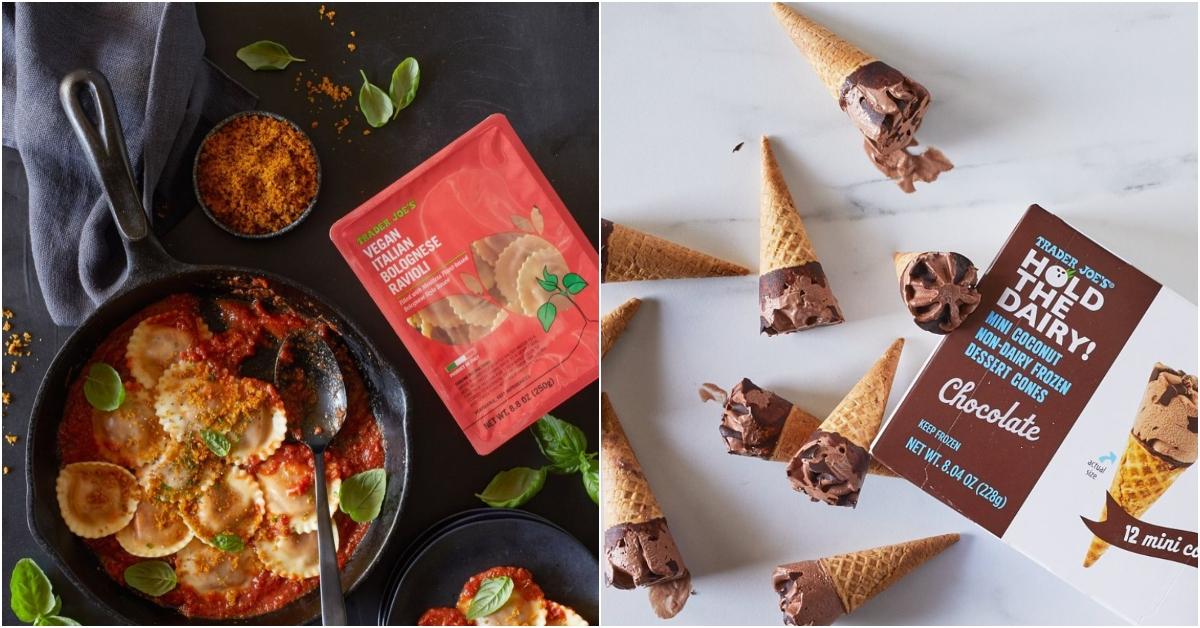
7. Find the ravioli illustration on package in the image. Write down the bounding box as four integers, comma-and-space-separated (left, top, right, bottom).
331, 114, 598, 454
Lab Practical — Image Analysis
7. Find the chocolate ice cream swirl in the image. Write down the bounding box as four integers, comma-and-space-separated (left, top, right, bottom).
709, 379, 793, 458
788, 430, 869, 507
760, 263, 844, 335
900, 252, 981, 334
604, 518, 688, 589
865, 140, 954, 193
773, 561, 845, 626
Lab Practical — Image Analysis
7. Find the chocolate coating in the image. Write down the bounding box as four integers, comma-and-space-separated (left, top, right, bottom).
899, 252, 981, 334
839, 61, 930, 156
648, 572, 692, 619
604, 518, 687, 589
714, 379, 793, 458
773, 560, 845, 626
788, 430, 869, 507
760, 263, 844, 336
600, 218, 615, 280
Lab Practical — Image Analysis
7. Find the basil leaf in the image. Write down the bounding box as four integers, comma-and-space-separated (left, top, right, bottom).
562, 273, 588, 295
83, 362, 125, 411
123, 561, 177, 597
211, 533, 244, 553
533, 414, 587, 474
34, 616, 80, 626
581, 454, 599, 504
465, 575, 514, 620
236, 40, 304, 70
10, 558, 54, 622
199, 429, 232, 457
359, 70, 395, 128
536, 302, 557, 333
388, 57, 420, 118
476, 466, 546, 508
49, 594, 61, 617
340, 468, 387, 522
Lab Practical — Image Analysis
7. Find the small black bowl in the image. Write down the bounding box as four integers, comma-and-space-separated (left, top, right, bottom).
192, 110, 322, 239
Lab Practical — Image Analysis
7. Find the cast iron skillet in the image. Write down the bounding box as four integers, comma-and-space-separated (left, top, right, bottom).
24, 69, 411, 625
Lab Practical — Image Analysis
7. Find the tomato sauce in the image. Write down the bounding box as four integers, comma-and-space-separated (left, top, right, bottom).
56, 293, 386, 619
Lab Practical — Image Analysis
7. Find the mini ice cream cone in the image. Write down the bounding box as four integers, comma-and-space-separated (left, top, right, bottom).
771, 2, 876, 101
602, 219, 749, 282
602, 298, 642, 358
759, 137, 844, 335
1083, 434, 1187, 567
770, 405, 823, 462
774, 533, 959, 625
787, 338, 905, 506
819, 338, 905, 451
602, 393, 664, 526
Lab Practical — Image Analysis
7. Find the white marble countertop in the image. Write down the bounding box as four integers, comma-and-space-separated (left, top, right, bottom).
599, 3, 1197, 625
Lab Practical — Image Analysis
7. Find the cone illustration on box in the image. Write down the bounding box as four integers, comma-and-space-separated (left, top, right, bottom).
769, 2, 952, 192
601, 393, 691, 618
601, 219, 748, 282
773, 533, 960, 625
1083, 363, 1197, 567
759, 136, 844, 335
787, 338, 905, 505
602, 298, 642, 357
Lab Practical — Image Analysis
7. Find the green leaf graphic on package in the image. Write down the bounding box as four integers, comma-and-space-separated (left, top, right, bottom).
412, 205, 592, 344
477, 414, 598, 508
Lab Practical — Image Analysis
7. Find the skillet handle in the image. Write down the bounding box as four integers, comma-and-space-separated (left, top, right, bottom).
59, 69, 151, 243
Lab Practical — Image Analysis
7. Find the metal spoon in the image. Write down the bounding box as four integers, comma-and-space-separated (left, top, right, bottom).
276, 329, 349, 625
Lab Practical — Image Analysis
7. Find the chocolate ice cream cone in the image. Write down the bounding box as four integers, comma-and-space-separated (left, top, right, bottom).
602, 393, 690, 615
1083, 434, 1187, 567
759, 137, 844, 335
787, 338, 905, 506
774, 533, 959, 625
1083, 364, 1196, 567
602, 219, 749, 282
602, 298, 642, 358
771, 2, 875, 101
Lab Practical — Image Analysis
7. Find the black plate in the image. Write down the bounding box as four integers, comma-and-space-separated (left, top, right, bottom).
383, 517, 598, 625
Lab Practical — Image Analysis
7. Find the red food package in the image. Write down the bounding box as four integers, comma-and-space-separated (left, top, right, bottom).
330, 115, 599, 454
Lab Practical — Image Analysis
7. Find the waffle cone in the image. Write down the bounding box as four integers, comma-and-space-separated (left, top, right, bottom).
760, 137, 819, 274
869, 458, 900, 477
605, 222, 749, 282
771, 3, 876, 100
1083, 434, 1188, 567
602, 298, 643, 357
819, 533, 958, 614
770, 405, 823, 462
818, 338, 905, 450
602, 393, 665, 527
893, 252, 920, 282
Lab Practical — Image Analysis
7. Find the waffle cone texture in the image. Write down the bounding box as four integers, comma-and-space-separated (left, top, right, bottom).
602, 298, 642, 357
602, 393, 664, 527
760, 137, 819, 274
771, 2, 876, 100
604, 221, 749, 282
819, 338, 905, 450
893, 252, 921, 281
820, 533, 959, 613
1083, 434, 1187, 567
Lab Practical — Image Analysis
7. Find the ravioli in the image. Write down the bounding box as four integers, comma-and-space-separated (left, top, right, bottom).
255, 443, 340, 533
154, 361, 232, 440
56, 462, 139, 538
115, 495, 193, 557
139, 438, 223, 503
255, 525, 339, 580
181, 467, 264, 547
176, 539, 264, 596
92, 389, 168, 468
126, 317, 204, 389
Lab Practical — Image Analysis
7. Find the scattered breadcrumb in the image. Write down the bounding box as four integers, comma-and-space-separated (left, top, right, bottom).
6, 332, 31, 356
335, 117, 351, 135
4, 434, 17, 446
2, 391, 9, 406
9, 362, 17, 373
2, 467, 9, 476
347, 43, 357, 52
362, 129, 370, 136
350, 30, 356, 37
2, 309, 12, 319
305, 74, 352, 104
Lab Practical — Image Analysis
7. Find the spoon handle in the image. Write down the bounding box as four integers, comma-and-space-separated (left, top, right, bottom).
313, 451, 348, 625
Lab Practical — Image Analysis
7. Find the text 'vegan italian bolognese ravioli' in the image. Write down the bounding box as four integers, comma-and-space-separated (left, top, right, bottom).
255, 523, 339, 579
115, 491, 194, 557
126, 315, 207, 389
176, 538, 264, 596
255, 443, 340, 533
56, 461, 140, 538
92, 388, 168, 468
180, 467, 264, 547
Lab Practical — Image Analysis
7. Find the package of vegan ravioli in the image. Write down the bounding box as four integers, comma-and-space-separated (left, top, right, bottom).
330, 114, 599, 454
